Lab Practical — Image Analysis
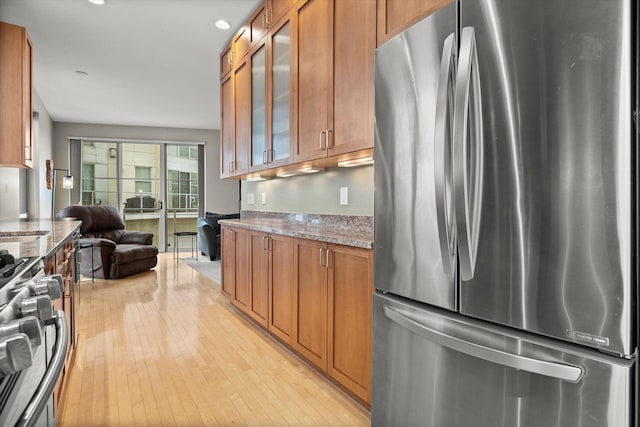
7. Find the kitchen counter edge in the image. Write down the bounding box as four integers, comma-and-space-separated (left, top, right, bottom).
218, 219, 373, 249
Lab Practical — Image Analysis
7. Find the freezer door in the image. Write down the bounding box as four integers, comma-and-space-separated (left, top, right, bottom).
372, 293, 634, 427
458, 0, 635, 355
374, 4, 458, 310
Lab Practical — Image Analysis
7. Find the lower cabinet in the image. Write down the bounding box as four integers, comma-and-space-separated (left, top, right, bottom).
293, 238, 373, 403
221, 226, 250, 310
293, 238, 328, 371
243, 230, 296, 342
43, 236, 78, 416
221, 225, 372, 405
326, 243, 373, 404
267, 234, 295, 344
248, 231, 269, 327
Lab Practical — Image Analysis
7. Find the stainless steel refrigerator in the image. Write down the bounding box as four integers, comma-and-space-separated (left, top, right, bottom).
372, 1, 638, 426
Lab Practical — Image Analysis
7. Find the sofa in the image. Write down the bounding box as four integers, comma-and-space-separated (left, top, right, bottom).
197, 212, 240, 260
59, 205, 159, 279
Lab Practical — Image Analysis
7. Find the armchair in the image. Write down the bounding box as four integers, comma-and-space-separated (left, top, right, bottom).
59, 205, 159, 279
197, 212, 239, 260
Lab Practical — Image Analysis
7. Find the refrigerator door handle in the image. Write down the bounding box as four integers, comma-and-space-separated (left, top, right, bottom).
434, 33, 457, 278
452, 27, 484, 281
383, 305, 584, 383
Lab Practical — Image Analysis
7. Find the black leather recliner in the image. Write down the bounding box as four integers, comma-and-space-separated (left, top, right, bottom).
197, 212, 239, 260
59, 205, 159, 279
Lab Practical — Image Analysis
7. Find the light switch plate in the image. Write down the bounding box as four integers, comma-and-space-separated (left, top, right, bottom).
247, 193, 255, 205
261, 192, 267, 205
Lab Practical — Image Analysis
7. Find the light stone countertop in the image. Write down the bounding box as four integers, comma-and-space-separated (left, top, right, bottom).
218, 217, 373, 249
0, 219, 82, 259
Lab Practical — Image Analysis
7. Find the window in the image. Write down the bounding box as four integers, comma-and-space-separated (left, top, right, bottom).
135, 166, 152, 193
167, 169, 198, 210
82, 164, 95, 205
81, 141, 118, 206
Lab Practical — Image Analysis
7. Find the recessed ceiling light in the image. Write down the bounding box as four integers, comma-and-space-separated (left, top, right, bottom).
88, 0, 105, 4
75, 70, 89, 76
215, 20, 231, 30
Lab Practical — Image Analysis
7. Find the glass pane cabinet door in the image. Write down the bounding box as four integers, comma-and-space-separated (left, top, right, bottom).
251, 46, 267, 167
271, 22, 290, 162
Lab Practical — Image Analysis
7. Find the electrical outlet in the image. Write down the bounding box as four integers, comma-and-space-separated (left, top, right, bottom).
261, 192, 267, 205
247, 193, 255, 205
340, 187, 348, 205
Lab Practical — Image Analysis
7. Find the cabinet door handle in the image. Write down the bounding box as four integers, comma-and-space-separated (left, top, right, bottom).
319, 248, 325, 266
263, 150, 268, 164
326, 248, 332, 269
230, 230, 235, 242
319, 131, 327, 150
268, 237, 273, 251
267, 148, 274, 163
263, 235, 268, 250
327, 129, 333, 149
227, 51, 233, 65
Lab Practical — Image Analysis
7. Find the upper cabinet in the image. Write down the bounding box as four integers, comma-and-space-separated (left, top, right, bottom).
249, 14, 293, 172
293, 0, 375, 163
377, 0, 453, 46
220, 73, 235, 178
268, 0, 297, 26
0, 22, 33, 168
220, 43, 233, 81
219, 0, 375, 179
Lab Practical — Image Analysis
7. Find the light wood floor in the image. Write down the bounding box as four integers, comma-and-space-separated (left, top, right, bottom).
60, 253, 370, 426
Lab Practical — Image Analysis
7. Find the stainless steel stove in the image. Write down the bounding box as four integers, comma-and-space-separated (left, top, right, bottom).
0, 250, 68, 427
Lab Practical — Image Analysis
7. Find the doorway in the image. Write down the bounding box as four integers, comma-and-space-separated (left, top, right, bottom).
80, 140, 203, 252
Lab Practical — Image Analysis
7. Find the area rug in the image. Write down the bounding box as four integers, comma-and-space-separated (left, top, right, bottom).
183, 258, 221, 285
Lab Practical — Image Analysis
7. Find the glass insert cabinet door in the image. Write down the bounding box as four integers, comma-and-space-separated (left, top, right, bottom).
271, 21, 291, 164
251, 44, 267, 168
249, 17, 291, 172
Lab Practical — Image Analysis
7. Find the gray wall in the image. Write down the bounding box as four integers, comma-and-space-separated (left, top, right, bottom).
30, 90, 54, 218
52, 123, 239, 216
241, 165, 373, 216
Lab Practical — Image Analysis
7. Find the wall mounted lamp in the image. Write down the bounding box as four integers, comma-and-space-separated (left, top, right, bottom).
46, 160, 74, 219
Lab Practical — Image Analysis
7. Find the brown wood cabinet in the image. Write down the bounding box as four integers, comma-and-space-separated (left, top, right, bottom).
44, 236, 78, 416
222, 228, 372, 404
220, 43, 233, 80
247, 231, 295, 340
377, 0, 453, 46
292, 238, 328, 371
221, 226, 249, 309
248, 230, 269, 327
0, 21, 33, 168
268, 0, 297, 26
327, 244, 373, 404
219, 0, 375, 179
221, 47, 255, 178
248, 13, 294, 173
268, 233, 294, 344
292, 0, 375, 163
220, 74, 235, 178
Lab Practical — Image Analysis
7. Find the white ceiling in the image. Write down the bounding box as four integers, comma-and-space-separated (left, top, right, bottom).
0, 0, 261, 130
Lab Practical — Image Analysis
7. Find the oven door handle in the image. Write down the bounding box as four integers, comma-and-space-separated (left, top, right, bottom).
16, 310, 68, 427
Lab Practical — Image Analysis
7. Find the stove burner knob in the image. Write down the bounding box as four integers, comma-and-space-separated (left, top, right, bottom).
20, 296, 53, 324
0, 333, 33, 376
0, 317, 42, 348
32, 275, 63, 300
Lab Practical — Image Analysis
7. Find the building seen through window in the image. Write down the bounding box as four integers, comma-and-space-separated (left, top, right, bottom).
80, 141, 201, 251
